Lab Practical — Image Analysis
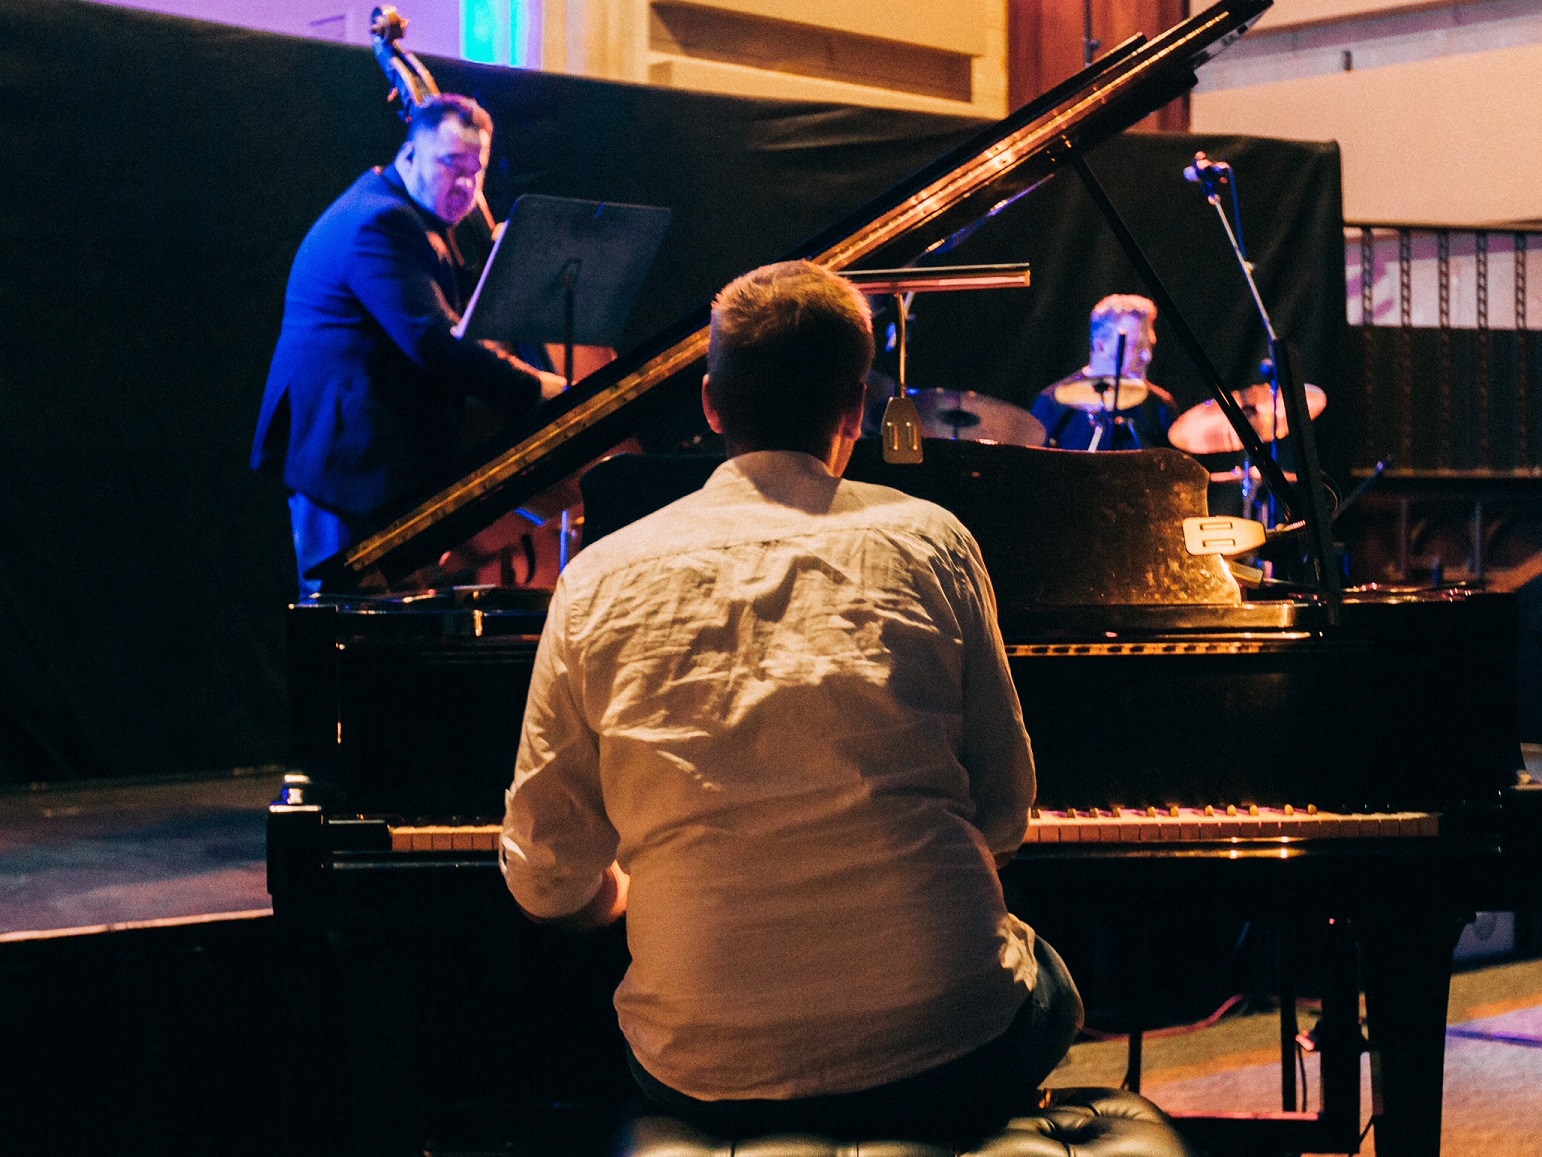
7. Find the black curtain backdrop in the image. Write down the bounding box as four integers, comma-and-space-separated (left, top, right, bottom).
899, 133, 1348, 429
0, 0, 1346, 782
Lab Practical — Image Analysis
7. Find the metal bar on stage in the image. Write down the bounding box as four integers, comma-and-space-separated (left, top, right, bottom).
842, 264, 1032, 295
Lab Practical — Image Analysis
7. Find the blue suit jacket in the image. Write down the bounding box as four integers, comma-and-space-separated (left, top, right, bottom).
251, 167, 539, 519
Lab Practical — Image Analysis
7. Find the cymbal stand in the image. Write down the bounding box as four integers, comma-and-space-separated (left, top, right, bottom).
1088, 333, 1137, 451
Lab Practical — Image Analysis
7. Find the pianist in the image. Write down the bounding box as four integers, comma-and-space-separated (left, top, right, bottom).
500, 260, 1082, 1143
250, 93, 565, 596
1031, 294, 1176, 450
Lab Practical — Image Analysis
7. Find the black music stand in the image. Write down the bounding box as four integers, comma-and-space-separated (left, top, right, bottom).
454, 194, 671, 384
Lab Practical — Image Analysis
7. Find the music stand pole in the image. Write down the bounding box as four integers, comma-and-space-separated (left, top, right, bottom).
559, 259, 579, 389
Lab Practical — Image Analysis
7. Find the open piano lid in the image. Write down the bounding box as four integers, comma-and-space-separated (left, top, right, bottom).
311, 0, 1272, 593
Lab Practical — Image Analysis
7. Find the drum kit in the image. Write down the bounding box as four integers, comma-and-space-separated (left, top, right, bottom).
896, 379, 1324, 467
886, 373, 1323, 527
860, 148, 1328, 521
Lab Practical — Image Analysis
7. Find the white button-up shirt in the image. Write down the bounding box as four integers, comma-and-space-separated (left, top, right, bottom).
502, 451, 1038, 1100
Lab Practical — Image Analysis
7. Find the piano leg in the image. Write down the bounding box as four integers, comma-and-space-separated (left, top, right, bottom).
1319, 917, 1364, 1150
1358, 911, 1467, 1157
1279, 921, 1297, 1112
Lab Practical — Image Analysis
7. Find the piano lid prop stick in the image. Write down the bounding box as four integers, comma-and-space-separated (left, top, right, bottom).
1277, 342, 1343, 611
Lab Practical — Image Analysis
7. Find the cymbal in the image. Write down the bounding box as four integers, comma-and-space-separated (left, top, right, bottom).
1169, 383, 1327, 454
1053, 378, 1149, 412
909, 388, 1046, 448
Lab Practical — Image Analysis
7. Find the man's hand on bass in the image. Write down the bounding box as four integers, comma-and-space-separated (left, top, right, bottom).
537, 370, 568, 400
479, 340, 569, 400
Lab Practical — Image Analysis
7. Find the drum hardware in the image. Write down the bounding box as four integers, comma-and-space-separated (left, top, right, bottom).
1092, 333, 1139, 451
1175, 384, 1325, 523
1208, 465, 1301, 485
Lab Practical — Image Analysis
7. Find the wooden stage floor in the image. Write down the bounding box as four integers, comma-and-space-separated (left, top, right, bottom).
0, 768, 281, 939
2, 770, 1538, 1155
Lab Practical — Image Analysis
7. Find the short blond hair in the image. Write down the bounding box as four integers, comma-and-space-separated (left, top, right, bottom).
1090, 294, 1157, 349
706, 261, 874, 456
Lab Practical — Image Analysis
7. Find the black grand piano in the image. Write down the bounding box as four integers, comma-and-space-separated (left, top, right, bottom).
267, 4, 1536, 1155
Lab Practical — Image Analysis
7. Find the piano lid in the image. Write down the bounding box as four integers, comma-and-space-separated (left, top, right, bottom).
313, 0, 1271, 592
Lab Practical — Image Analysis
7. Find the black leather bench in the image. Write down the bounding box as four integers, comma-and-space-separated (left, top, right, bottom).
614, 1087, 1197, 1157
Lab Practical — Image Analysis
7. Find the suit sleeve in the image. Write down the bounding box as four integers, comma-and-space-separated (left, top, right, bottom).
347, 208, 541, 416
500, 578, 618, 919
950, 526, 1036, 857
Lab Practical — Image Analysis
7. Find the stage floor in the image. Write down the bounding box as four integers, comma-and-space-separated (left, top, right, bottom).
0, 768, 282, 938
2, 768, 1538, 1154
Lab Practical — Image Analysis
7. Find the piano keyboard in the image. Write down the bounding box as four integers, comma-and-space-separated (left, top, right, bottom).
384, 808, 1440, 853
389, 824, 502, 852
1024, 806, 1439, 844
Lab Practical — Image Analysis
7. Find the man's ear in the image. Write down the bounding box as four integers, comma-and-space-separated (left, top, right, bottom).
701, 374, 725, 434
838, 384, 865, 439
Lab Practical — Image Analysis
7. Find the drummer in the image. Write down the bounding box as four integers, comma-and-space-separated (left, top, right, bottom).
1031, 294, 1176, 451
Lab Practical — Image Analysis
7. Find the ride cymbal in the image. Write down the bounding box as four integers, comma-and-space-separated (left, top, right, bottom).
1053, 378, 1150, 412
1170, 383, 1326, 454
909, 388, 1047, 448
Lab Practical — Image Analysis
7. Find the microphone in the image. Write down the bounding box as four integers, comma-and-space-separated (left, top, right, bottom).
1183, 151, 1232, 185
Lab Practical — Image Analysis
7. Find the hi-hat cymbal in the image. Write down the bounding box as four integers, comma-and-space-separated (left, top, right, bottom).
1169, 383, 1327, 455
1053, 378, 1149, 412
909, 388, 1046, 448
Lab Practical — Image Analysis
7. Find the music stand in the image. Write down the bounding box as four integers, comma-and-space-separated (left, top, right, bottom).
453, 194, 671, 385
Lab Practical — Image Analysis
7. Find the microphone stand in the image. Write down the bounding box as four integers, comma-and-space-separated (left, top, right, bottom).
1189, 155, 1342, 609
1191, 161, 1282, 524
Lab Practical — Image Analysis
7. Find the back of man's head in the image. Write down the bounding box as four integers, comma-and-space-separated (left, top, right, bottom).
706, 261, 874, 458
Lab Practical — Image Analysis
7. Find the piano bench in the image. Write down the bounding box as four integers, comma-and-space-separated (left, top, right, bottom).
613, 1087, 1197, 1157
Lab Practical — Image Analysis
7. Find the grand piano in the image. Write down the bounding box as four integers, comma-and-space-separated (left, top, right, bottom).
266, 4, 1535, 1155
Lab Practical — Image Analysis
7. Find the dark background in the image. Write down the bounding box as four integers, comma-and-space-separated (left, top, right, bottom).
0, 0, 1346, 783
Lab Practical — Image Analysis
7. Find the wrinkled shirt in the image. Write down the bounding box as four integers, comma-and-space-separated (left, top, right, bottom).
502, 451, 1038, 1100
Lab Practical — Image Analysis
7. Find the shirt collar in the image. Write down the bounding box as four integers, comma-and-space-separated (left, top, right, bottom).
706, 451, 843, 513
708, 451, 832, 485
376, 164, 456, 234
